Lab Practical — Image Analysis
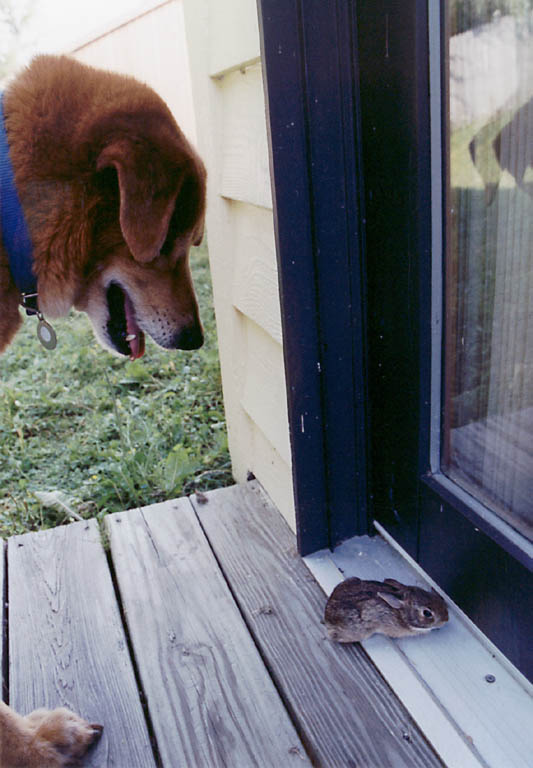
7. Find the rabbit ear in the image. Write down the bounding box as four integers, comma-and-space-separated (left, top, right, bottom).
377, 591, 404, 610
383, 578, 404, 590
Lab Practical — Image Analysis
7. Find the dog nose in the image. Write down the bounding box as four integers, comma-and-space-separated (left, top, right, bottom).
173, 324, 204, 350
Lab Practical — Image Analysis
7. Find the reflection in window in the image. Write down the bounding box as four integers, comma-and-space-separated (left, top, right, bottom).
443, 1, 533, 540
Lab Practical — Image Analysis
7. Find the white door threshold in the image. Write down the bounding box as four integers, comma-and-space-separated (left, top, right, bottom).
304, 525, 533, 768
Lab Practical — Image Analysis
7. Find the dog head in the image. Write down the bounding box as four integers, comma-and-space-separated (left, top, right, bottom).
8, 56, 206, 360
74, 111, 207, 360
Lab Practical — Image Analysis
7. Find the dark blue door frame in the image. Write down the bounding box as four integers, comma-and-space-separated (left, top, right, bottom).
257, 0, 368, 556
258, 0, 532, 680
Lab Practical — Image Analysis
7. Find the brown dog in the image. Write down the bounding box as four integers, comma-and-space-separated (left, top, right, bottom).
0, 54, 205, 358
0, 55, 206, 766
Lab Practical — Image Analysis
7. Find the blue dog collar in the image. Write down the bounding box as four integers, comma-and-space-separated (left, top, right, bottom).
0, 94, 57, 348
0, 92, 38, 311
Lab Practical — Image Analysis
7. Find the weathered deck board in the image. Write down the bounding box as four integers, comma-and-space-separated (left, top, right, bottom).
192, 482, 443, 768
4, 484, 450, 767
7, 520, 156, 767
106, 499, 311, 768
1, 541, 5, 701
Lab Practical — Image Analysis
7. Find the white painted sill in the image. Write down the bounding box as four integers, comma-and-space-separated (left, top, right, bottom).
304, 525, 533, 768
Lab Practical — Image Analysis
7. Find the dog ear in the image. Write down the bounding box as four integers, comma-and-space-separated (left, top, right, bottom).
97, 138, 180, 263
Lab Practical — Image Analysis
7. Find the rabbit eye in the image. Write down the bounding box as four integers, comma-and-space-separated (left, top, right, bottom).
423, 609, 433, 619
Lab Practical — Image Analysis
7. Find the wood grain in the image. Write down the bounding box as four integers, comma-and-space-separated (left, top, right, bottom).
7, 520, 156, 767
192, 482, 444, 768
106, 499, 311, 768
1, 541, 5, 702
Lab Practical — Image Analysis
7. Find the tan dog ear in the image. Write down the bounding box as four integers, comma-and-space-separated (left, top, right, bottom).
97, 139, 178, 263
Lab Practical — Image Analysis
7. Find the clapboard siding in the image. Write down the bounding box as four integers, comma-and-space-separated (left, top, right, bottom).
208, 0, 261, 76
183, 0, 295, 529
220, 64, 272, 208
71, 0, 197, 144
231, 201, 282, 343
241, 319, 291, 463
1, 541, 5, 701
7, 521, 155, 767
245, 425, 296, 531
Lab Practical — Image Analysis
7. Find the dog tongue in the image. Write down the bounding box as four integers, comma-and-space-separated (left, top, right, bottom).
124, 292, 145, 360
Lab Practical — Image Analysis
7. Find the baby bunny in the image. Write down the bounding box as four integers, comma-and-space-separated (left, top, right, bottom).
324, 577, 448, 643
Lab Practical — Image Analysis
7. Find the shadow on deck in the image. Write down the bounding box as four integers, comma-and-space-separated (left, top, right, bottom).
2, 481, 441, 767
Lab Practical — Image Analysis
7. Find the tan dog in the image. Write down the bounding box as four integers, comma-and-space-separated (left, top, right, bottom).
0, 54, 205, 358
0, 55, 206, 766
0, 703, 102, 767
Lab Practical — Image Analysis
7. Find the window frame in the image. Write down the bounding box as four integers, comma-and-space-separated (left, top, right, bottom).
356, 0, 532, 680
427, 1, 533, 571
259, 0, 533, 680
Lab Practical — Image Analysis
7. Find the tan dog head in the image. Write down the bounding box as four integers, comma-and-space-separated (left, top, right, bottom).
3, 55, 206, 359
73, 110, 206, 359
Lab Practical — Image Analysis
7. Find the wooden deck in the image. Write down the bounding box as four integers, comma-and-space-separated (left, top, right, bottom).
2, 482, 442, 767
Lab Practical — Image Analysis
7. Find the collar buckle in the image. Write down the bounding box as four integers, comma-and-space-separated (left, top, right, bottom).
20, 291, 39, 315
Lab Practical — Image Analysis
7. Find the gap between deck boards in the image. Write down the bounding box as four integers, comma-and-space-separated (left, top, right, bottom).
105, 496, 312, 767
1, 541, 7, 705
103, 535, 164, 767
3, 482, 445, 768
187, 482, 442, 767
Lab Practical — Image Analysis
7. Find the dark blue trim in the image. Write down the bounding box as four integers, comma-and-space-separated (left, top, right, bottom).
257, 0, 368, 555
0, 93, 36, 298
355, 0, 433, 558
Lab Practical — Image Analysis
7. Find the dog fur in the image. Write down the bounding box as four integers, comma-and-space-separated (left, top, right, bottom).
0, 703, 102, 768
0, 55, 206, 766
0, 54, 206, 358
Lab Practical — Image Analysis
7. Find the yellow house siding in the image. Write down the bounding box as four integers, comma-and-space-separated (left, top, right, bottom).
230, 201, 282, 345
69, 0, 294, 529
71, 0, 197, 144
240, 319, 291, 466
208, 0, 261, 76
184, 0, 295, 529
219, 64, 272, 209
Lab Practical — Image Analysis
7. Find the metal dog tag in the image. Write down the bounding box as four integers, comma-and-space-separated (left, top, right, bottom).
37, 318, 57, 350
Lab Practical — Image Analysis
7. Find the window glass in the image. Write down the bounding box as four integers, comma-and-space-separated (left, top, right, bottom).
443, 0, 533, 541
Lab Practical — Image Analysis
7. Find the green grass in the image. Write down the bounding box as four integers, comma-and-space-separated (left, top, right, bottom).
0, 241, 232, 537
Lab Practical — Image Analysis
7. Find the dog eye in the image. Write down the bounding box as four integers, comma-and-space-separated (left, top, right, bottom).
97, 166, 119, 197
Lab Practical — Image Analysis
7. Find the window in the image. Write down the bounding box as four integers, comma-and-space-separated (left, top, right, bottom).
357, 0, 532, 680
443, 1, 533, 543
